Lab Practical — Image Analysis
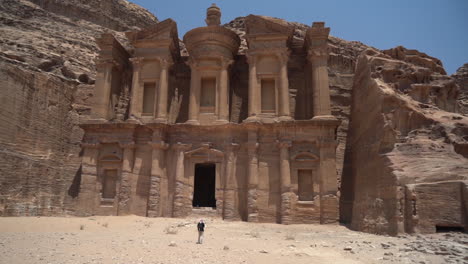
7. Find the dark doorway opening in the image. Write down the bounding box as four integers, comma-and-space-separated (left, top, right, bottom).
436, 225, 465, 233
193, 163, 216, 208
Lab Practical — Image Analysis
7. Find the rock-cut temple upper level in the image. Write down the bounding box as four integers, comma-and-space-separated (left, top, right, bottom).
89, 4, 336, 125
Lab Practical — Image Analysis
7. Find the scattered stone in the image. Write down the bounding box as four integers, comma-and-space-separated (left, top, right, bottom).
169, 241, 176, 247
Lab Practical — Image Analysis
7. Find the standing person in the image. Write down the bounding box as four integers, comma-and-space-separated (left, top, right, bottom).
197, 219, 205, 244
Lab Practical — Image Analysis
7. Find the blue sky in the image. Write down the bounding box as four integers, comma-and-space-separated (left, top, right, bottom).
130, 0, 468, 74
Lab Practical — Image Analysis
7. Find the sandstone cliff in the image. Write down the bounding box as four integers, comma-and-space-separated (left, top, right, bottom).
452, 63, 468, 115
0, 0, 157, 216
340, 49, 468, 234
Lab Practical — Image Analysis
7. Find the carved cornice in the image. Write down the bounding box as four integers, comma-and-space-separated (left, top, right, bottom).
119, 141, 135, 149
81, 142, 100, 149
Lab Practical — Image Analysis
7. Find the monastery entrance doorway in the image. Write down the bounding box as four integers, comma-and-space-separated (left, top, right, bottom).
192, 163, 216, 208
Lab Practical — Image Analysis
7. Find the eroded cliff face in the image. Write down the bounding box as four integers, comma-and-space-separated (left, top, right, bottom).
341, 49, 468, 235
0, 0, 157, 215
452, 63, 468, 115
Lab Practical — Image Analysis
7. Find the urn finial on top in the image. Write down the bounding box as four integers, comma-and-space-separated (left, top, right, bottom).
205, 3, 221, 26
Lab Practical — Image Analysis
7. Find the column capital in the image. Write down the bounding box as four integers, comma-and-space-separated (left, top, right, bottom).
307, 46, 328, 62
245, 51, 257, 65
81, 142, 100, 149
149, 140, 169, 150
129, 57, 144, 69
247, 142, 259, 153
224, 142, 240, 151
277, 50, 290, 65
186, 57, 199, 69
96, 59, 119, 69
220, 57, 234, 69
158, 58, 172, 69
172, 142, 192, 151
119, 141, 135, 149
277, 140, 292, 149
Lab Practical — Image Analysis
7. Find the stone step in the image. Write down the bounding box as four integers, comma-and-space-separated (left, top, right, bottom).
190, 207, 220, 219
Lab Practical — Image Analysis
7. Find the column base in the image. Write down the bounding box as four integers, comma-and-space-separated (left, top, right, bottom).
154, 117, 168, 124
185, 119, 200, 125
244, 116, 261, 123
214, 119, 229, 125
312, 115, 337, 121
278, 115, 293, 122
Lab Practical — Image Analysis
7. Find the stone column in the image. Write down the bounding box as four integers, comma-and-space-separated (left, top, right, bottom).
118, 141, 135, 215
147, 140, 169, 217
306, 22, 333, 120
78, 142, 100, 214
247, 129, 259, 222
278, 140, 293, 224
92, 60, 116, 120
223, 143, 240, 220
318, 139, 339, 224
156, 59, 171, 122
246, 53, 260, 121
187, 60, 200, 125
172, 143, 191, 217
278, 51, 292, 120
217, 58, 233, 123
129, 57, 144, 119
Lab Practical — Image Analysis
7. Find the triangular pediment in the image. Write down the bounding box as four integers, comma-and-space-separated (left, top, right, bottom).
126, 19, 178, 43
245, 15, 294, 36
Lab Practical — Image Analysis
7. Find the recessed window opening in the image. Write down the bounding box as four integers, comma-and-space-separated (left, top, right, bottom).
142, 82, 156, 115
298, 169, 314, 201
193, 163, 216, 208
261, 79, 276, 113
102, 169, 117, 199
200, 78, 216, 113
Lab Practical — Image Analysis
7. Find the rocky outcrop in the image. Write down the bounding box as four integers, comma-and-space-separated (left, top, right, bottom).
0, 0, 157, 216
452, 63, 468, 115
340, 49, 468, 235
26, 0, 158, 31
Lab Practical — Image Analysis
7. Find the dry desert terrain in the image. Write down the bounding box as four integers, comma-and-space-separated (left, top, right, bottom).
0, 215, 467, 264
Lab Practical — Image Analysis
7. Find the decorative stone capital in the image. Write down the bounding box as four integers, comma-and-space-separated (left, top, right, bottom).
149, 140, 169, 150
186, 57, 199, 69
220, 58, 234, 69
129, 57, 144, 69
96, 59, 119, 69
224, 143, 240, 151
245, 52, 257, 65
277, 140, 292, 149
119, 141, 135, 149
307, 46, 328, 62
158, 58, 172, 69
277, 50, 290, 65
308, 22, 330, 40
173, 142, 192, 151
81, 142, 100, 149
247, 142, 259, 153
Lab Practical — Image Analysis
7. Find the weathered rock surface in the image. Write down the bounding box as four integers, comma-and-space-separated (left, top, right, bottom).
340, 48, 468, 235
0, 0, 157, 216
452, 63, 468, 115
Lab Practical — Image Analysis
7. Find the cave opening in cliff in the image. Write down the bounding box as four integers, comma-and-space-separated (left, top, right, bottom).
192, 163, 216, 208
435, 225, 465, 233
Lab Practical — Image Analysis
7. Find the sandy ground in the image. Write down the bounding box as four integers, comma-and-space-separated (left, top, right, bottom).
0, 215, 466, 264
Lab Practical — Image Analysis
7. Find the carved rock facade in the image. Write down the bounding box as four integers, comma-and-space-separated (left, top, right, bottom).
78, 5, 340, 224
